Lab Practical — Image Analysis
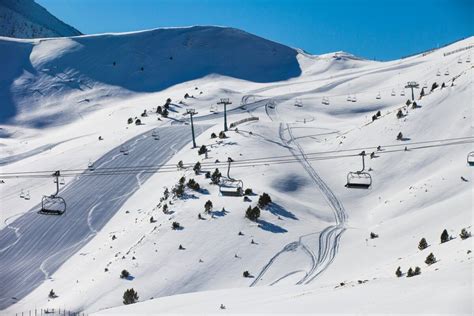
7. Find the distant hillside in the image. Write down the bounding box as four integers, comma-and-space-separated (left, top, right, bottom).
0, 0, 81, 38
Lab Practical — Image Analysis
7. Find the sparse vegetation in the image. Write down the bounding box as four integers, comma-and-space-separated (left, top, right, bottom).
460, 228, 471, 240
396, 266, 402, 277
418, 238, 428, 250
440, 229, 450, 243
198, 145, 208, 155
211, 168, 222, 184
243, 271, 250, 278
120, 269, 130, 279
123, 288, 139, 305
258, 193, 272, 208
204, 200, 213, 213
425, 252, 436, 265
172, 221, 181, 230
407, 266, 421, 277
246, 205, 260, 221
370, 232, 379, 239
193, 161, 201, 174
187, 178, 200, 191
48, 289, 57, 299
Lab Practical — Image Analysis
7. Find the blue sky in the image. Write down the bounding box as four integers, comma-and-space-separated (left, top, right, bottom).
38, 0, 472, 60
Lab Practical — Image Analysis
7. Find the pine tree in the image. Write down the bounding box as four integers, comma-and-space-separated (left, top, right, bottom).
460, 228, 471, 240
425, 252, 436, 265
418, 238, 428, 250
177, 161, 184, 169
414, 266, 421, 275
48, 289, 57, 299
211, 168, 222, 184
162, 108, 169, 117
397, 132, 403, 140
120, 269, 130, 279
198, 145, 208, 155
204, 200, 213, 213
172, 221, 181, 230
193, 162, 201, 174
243, 271, 250, 278
420, 88, 425, 97
123, 288, 139, 305
406, 267, 414, 277
127, 117, 133, 124
440, 229, 450, 243
258, 193, 272, 208
396, 266, 402, 277
245, 206, 260, 221
406, 99, 412, 106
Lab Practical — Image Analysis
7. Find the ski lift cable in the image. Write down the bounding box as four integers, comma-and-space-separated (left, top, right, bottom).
1, 138, 472, 179
2, 136, 472, 177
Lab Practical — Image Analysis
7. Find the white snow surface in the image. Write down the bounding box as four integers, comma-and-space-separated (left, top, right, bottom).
0, 27, 472, 315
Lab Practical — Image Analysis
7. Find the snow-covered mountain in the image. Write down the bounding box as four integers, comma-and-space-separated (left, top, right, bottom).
0, 0, 81, 38
0, 26, 472, 315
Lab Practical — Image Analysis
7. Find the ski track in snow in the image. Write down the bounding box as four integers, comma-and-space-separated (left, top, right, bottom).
251, 99, 347, 287
0, 125, 209, 310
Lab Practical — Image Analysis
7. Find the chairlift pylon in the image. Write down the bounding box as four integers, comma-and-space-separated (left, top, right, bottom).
219, 157, 243, 196
346, 151, 372, 189
467, 152, 474, 166
39, 171, 66, 215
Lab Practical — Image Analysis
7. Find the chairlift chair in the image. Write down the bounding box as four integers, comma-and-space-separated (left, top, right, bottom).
400, 90, 405, 96
376, 92, 381, 100
467, 152, 474, 166
466, 56, 471, 63
458, 58, 462, 64
436, 69, 441, 76
210, 105, 218, 113
25, 191, 30, 200
219, 157, 244, 196
39, 171, 66, 215
151, 129, 160, 140
391, 89, 396, 96
59, 177, 65, 185
294, 99, 303, 107
322, 97, 330, 105
347, 95, 352, 102
19, 189, 25, 198
351, 95, 357, 102
346, 151, 372, 189
444, 69, 450, 76
88, 159, 95, 170
423, 82, 428, 89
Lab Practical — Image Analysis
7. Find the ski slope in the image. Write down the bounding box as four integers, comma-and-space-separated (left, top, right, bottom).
0, 27, 472, 315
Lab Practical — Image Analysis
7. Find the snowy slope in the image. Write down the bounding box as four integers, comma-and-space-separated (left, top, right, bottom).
0, 27, 472, 315
0, 0, 81, 38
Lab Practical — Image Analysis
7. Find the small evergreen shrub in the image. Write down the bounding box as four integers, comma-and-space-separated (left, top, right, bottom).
123, 288, 139, 305
172, 221, 181, 230
425, 253, 436, 265
246, 206, 260, 221
440, 229, 450, 243
204, 200, 213, 213
418, 238, 428, 250
198, 145, 208, 155
460, 228, 471, 240
258, 193, 272, 208
120, 269, 130, 279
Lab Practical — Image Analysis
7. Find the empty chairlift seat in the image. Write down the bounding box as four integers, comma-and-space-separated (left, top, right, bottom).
39, 171, 67, 215
346, 171, 372, 189
219, 178, 243, 196
467, 152, 474, 166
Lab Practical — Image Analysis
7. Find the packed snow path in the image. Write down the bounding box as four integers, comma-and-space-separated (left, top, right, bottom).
0, 125, 207, 310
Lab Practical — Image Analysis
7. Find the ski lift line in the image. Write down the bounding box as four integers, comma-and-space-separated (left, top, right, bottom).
2, 139, 472, 180
1, 136, 473, 177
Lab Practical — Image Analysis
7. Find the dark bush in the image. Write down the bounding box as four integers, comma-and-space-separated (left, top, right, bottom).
395, 266, 402, 277
425, 253, 436, 265
440, 229, 450, 243
172, 222, 181, 230
370, 232, 379, 239
198, 145, 208, 155
258, 193, 272, 208
244, 188, 253, 195
246, 206, 260, 221
211, 168, 222, 184
431, 82, 438, 91
193, 162, 201, 174
187, 178, 200, 191
460, 228, 471, 240
135, 119, 142, 125
127, 117, 133, 124
219, 131, 227, 139
243, 271, 250, 278
120, 269, 130, 279
123, 288, 139, 305
204, 200, 213, 213
418, 238, 428, 250
211, 132, 217, 139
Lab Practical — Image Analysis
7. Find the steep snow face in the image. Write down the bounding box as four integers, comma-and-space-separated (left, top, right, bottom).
0, 0, 81, 38
0, 26, 301, 127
